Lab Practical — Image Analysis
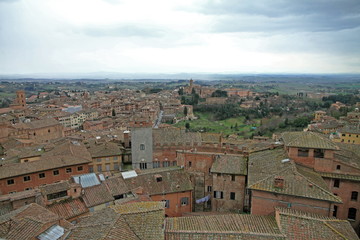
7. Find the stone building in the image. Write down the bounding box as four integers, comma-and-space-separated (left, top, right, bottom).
130, 119, 153, 170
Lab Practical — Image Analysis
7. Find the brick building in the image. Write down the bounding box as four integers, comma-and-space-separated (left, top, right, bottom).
124, 167, 193, 217
0, 140, 91, 194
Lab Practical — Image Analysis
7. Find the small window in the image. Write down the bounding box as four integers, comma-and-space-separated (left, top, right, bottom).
25, 188, 32, 191
207, 186, 212, 192
7, 179, 15, 185
77, 166, 83, 171
48, 129, 51, 133
53, 170, 59, 176
180, 197, 189, 206
348, 208, 357, 220
140, 162, 147, 169
97, 165, 102, 172
23, 176, 31, 182
66, 168, 72, 173
162, 200, 170, 208
97, 158, 102, 162
231, 175, 236, 181
114, 163, 119, 171
163, 161, 170, 167
342, 134, 346, 137
334, 179, 340, 188
230, 192, 236, 200
351, 191, 358, 201
39, 173, 45, 179
113, 156, 118, 160
140, 144, 145, 150
156, 176, 162, 182
314, 149, 324, 158
89, 166, 94, 173
336, 165, 341, 170
298, 148, 309, 157
214, 191, 224, 199
189, 161, 192, 167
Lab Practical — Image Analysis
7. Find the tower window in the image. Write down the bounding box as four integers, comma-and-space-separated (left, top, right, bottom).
140, 144, 145, 150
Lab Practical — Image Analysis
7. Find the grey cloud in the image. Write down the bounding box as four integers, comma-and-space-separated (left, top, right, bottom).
81, 24, 165, 38
200, 0, 360, 33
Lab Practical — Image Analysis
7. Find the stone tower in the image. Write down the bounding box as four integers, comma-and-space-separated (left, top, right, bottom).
16, 90, 26, 108
130, 119, 153, 170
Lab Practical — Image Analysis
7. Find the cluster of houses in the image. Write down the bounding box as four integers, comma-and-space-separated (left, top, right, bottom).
0, 82, 360, 239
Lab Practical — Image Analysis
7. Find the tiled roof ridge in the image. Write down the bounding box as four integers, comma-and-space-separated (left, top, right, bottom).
294, 166, 342, 203
116, 207, 164, 216
276, 207, 340, 221
323, 221, 349, 240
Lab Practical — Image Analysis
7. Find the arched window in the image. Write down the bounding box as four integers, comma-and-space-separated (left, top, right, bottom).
348, 208, 357, 220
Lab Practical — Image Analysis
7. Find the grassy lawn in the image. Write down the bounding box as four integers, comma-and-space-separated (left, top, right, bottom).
174, 112, 259, 137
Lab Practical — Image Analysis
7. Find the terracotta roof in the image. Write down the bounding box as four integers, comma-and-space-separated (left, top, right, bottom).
249, 163, 341, 203
67, 208, 130, 240
338, 126, 360, 134
82, 183, 114, 208
4, 217, 44, 240
69, 202, 164, 240
210, 154, 247, 175
0, 140, 91, 179
276, 207, 359, 240
39, 181, 71, 195
320, 172, 360, 182
112, 202, 165, 240
248, 148, 289, 186
248, 149, 341, 203
47, 198, 88, 220
334, 143, 360, 169
25, 118, 60, 129
111, 201, 165, 215
87, 142, 123, 158
0, 203, 72, 240
104, 176, 129, 197
153, 128, 202, 145
125, 168, 193, 196
281, 131, 338, 150
165, 214, 285, 239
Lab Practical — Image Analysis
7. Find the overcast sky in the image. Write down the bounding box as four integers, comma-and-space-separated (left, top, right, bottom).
0, 0, 359, 75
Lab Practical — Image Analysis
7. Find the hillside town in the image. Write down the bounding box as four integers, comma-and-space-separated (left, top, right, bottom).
0, 79, 360, 239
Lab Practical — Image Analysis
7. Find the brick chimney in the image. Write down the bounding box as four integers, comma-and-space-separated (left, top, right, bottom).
274, 177, 284, 189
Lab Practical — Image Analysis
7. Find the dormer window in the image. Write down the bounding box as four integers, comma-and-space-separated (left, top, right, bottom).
155, 174, 162, 182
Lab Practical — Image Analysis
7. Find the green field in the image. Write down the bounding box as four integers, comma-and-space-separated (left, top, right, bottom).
174, 112, 260, 137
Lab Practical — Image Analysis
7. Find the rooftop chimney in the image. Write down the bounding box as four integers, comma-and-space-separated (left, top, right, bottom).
274, 177, 284, 189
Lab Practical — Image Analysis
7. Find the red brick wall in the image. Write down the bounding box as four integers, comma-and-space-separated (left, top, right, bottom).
151, 191, 192, 217
251, 190, 332, 217
0, 164, 88, 194
325, 178, 360, 231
